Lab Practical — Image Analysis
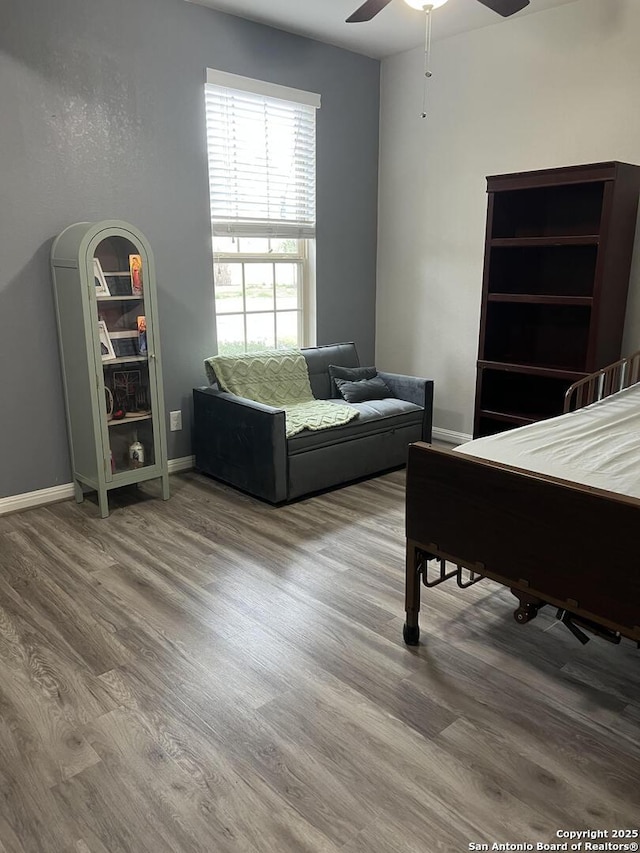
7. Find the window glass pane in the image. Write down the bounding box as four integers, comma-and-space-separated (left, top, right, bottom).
276, 311, 300, 350
216, 314, 246, 355
213, 236, 238, 254
214, 263, 244, 314
239, 238, 269, 254
270, 238, 300, 255
275, 263, 299, 310
245, 263, 274, 312
246, 313, 275, 351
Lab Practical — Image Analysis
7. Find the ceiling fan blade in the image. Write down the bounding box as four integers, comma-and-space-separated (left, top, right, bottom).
476, 0, 530, 16
346, 0, 394, 23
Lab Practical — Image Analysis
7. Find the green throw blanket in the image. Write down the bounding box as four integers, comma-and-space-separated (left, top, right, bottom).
205, 349, 359, 438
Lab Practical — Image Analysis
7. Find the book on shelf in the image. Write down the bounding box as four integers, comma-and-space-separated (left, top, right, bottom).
137, 316, 147, 354
93, 259, 110, 295
129, 254, 143, 295
97, 320, 116, 360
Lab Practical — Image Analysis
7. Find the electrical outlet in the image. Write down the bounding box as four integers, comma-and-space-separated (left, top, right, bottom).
169, 410, 182, 431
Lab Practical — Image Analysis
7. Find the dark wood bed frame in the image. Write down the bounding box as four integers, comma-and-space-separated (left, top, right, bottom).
404, 351, 640, 647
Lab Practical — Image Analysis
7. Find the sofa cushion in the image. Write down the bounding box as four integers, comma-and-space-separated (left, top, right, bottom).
328, 364, 377, 398
303, 343, 359, 399
335, 375, 394, 404
287, 398, 423, 454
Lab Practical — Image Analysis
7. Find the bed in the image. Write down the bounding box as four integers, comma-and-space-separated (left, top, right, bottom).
404, 351, 640, 647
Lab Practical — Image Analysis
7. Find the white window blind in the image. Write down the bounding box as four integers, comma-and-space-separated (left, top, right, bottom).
205, 70, 320, 240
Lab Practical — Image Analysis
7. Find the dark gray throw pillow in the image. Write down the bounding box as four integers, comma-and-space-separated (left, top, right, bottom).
328, 364, 377, 398
334, 375, 395, 404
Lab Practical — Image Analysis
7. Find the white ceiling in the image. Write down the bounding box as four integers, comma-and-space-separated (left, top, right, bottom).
185, 0, 580, 59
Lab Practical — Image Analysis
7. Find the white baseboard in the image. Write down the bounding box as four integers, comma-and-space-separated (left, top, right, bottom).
432, 427, 472, 446
0, 483, 76, 517
0, 456, 195, 518
168, 455, 195, 473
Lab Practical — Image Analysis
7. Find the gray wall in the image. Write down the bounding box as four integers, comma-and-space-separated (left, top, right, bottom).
0, 0, 380, 498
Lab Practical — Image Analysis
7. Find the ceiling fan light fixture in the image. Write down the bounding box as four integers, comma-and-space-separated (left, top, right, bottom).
403, 0, 449, 10
346, 0, 527, 25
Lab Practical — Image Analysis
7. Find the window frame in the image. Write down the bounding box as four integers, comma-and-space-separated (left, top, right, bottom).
205, 68, 320, 355
213, 238, 314, 354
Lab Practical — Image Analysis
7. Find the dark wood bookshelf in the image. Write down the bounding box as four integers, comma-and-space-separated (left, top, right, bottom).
474, 162, 640, 438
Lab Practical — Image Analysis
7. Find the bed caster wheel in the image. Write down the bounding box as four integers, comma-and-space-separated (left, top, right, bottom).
403, 623, 420, 646
514, 607, 532, 624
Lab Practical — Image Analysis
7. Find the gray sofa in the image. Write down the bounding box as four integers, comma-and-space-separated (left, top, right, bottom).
193, 342, 434, 503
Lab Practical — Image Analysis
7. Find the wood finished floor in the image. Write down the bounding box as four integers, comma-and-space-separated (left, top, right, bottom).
0, 470, 638, 853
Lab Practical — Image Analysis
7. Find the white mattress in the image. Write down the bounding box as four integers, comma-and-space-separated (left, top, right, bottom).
455, 383, 640, 499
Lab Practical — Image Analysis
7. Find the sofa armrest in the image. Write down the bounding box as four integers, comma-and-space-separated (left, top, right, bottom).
377, 372, 434, 443
193, 387, 288, 503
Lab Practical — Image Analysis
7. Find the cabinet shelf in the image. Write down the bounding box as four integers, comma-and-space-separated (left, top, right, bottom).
487, 294, 593, 306
478, 360, 587, 380
97, 295, 143, 302
478, 409, 538, 426
102, 355, 149, 365
489, 180, 605, 239
484, 301, 591, 372
490, 236, 599, 248
478, 368, 584, 428
487, 244, 597, 298
108, 331, 139, 339
108, 413, 152, 427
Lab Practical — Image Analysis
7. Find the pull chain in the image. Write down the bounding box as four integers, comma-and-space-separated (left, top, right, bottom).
421, 4, 434, 119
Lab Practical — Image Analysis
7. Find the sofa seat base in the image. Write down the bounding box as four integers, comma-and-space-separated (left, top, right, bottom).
287, 399, 423, 454
287, 422, 422, 500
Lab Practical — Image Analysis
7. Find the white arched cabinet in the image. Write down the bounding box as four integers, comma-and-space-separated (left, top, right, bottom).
51, 220, 169, 517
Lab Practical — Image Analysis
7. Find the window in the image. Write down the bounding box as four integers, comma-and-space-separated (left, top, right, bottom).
212, 236, 311, 355
205, 70, 320, 354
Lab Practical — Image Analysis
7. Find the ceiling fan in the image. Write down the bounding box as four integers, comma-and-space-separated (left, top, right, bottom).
346, 0, 529, 23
